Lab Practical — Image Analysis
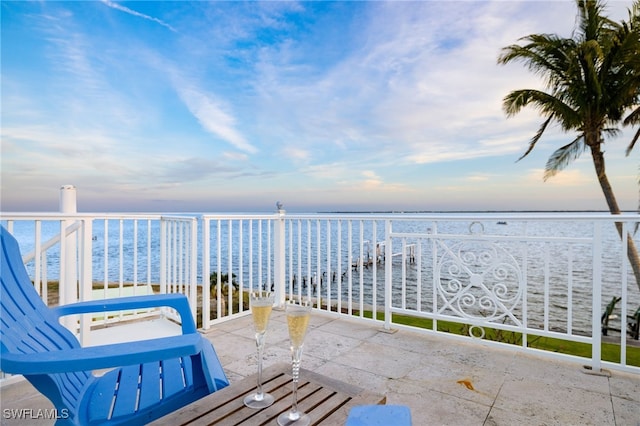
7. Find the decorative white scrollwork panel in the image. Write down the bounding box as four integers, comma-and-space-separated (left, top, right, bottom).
435, 239, 524, 328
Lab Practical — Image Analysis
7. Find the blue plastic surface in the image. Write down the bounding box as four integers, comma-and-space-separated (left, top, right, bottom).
345, 405, 412, 426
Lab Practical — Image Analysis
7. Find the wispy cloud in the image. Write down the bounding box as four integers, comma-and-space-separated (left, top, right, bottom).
525, 168, 593, 186
29, 6, 153, 133
223, 152, 249, 162
247, 0, 621, 174
283, 147, 311, 162
466, 174, 494, 182
175, 84, 258, 155
100, 0, 177, 32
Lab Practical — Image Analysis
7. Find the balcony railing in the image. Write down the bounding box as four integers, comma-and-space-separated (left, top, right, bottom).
1, 210, 639, 376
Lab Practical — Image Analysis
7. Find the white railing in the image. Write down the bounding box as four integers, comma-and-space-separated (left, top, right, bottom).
378, 214, 640, 374
1, 214, 197, 340
1, 211, 639, 375
199, 212, 640, 374
201, 214, 278, 326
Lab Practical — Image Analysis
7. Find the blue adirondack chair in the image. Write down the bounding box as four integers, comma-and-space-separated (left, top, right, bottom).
0, 225, 229, 425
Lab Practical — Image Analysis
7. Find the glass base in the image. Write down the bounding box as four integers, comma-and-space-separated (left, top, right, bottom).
277, 411, 310, 426
243, 392, 274, 409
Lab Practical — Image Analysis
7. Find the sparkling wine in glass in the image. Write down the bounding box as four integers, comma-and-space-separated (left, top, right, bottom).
243, 291, 275, 409
277, 299, 311, 426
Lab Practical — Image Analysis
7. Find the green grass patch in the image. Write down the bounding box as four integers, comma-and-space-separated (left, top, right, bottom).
358, 310, 640, 367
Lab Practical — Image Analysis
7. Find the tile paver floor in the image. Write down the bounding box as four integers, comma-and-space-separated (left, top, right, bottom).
2, 310, 639, 425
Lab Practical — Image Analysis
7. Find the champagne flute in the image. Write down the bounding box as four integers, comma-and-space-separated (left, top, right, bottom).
277, 299, 312, 426
243, 291, 275, 409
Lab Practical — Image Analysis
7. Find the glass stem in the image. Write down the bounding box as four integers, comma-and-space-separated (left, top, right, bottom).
290, 345, 304, 420
255, 332, 266, 398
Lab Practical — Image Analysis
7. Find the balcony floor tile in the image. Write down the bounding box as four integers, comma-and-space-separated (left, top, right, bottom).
1, 310, 639, 425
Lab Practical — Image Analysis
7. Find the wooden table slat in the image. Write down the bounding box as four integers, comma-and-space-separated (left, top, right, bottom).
319, 391, 387, 425
241, 380, 326, 425
295, 386, 349, 424
150, 363, 385, 426
163, 370, 290, 426
185, 374, 294, 426
218, 378, 314, 425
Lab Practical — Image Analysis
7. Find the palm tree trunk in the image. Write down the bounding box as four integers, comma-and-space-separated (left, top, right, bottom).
590, 146, 640, 293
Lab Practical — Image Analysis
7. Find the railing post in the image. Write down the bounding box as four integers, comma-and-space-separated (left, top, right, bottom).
78, 218, 93, 345
384, 219, 393, 330
591, 221, 603, 373
59, 185, 77, 331
620, 221, 629, 366
274, 204, 287, 307
160, 219, 167, 295
189, 218, 198, 322
202, 217, 211, 329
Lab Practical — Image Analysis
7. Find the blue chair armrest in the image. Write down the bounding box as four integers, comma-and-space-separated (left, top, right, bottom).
0, 334, 202, 375
52, 293, 197, 334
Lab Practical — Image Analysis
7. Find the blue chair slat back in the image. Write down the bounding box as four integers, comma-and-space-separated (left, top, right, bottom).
0, 226, 89, 414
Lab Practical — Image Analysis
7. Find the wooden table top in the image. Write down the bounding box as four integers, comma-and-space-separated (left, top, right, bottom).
150, 363, 386, 426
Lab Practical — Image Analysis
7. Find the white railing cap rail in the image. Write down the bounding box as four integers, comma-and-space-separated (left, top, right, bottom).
2, 211, 639, 221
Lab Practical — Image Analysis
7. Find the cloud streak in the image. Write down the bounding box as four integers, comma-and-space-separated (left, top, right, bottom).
100, 0, 177, 32
174, 82, 258, 155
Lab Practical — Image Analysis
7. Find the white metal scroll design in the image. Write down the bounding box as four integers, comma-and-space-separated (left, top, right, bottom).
435, 238, 524, 329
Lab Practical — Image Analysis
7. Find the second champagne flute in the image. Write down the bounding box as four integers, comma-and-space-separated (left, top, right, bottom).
243, 291, 275, 409
277, 299, 311, 426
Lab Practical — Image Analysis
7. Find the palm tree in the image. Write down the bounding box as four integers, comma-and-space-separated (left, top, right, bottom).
498, 0, 640, 291
624, 1, 640, 155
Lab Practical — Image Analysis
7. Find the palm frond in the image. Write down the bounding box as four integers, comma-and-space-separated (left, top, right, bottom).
624, 108, 640, 155
498, 35, 577, 90
575, 0, 616, 41
624, 107, 640, 126
543, 135, 587, 181
503, 89, 581, 132
626, 128, 640, 155
602, 127, 621, 138
517, 117, 552, 162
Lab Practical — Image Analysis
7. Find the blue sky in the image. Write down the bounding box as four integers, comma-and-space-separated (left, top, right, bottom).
1, 0, 638, 213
